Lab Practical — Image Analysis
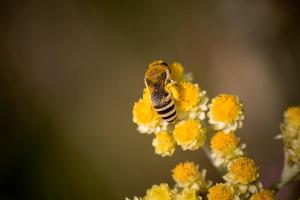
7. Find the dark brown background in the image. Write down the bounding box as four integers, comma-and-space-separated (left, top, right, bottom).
1, 0, 300, 199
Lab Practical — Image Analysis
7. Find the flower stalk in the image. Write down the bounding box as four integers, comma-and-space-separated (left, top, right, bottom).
270, 152, 300, 192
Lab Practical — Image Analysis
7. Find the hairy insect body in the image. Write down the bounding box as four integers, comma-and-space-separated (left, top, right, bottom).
152, 91, 177, 122
145, 60, 177, 123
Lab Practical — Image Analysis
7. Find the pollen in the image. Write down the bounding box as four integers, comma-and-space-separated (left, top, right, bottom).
250, 190, 275, 200
228, 157, 259, 184
173, 119, 206, 150
169, 62, 185, 81
166, 83, 179, 100
170, 82, 200, 112
207, 183, 234, 200
210, 131, 240, 155
142, 88, 152, 104
152, 132, 175, 157
210, 94, 242, 123
285, 106, 300, 129
133, 98, 159, 126
172, 162, 199, 185
144, 183, 175, 200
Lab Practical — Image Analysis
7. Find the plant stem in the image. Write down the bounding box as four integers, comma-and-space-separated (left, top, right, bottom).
202, 124, 226, 176
202, 141, 226, 176
270, 152, 300, 192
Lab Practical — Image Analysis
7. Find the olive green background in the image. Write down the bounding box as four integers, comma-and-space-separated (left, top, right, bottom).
1, 1, 300, 199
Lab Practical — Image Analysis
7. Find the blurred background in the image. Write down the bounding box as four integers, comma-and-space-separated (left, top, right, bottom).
1, 0, 300, 199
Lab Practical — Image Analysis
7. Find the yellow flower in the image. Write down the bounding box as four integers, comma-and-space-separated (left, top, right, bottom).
281, 106, 300, 164
173, 119, 206, 150
207, 183, 234, 200
178, 188, 199, 200
284, 106, 300, 129
210, 131, 244, 167
143, 87, 152, 105
172, 162, 200, 185
152, 132, 176, 157
210, 94, 241, 123
225, 157, 259, 184
168, 82, 200, 112
169, 62, 185, 81
250, 190, 275, 200
144, 183, 175, 200
210, 131, 240, 155
133, 98, 159, 126
208, 94, 244, 132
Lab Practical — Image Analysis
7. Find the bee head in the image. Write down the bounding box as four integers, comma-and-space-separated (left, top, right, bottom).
145, 60, 170, 91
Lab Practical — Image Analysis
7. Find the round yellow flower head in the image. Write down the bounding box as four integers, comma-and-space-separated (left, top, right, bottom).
152, 132, 176, 157
209, 94, 242, 123
144, 183, 175, 200
207, 183, 234, 200
169, 62, 185, 81
227, 157, 259, 184
173, 119, 206, 150
250, 190, 275, 200
284, 106, 300, 130
172, 161, 200, 185
208, 94, 244, 132
168, 82, 200, 112
133, 98, 159, 126
210, 131, 240, 155
178, 188, 199, 200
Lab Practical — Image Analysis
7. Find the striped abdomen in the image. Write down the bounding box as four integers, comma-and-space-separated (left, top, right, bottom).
153, 93, 177, 123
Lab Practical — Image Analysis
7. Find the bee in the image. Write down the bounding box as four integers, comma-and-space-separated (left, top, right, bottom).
144, 60, 177, 123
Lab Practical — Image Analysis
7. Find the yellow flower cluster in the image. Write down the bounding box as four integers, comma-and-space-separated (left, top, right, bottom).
208, 94, 244, 133
133, 98, 159, 126
211, 131, 239, 154
250, 190, 275, 200
172, 162, 200, 186
210, 131, 245, 166
128, 60, 300, 200
209, 133, 265, 200
224, 157, 259, 184
173, 120, 206, 151
176, 188, 199, 200
280, 106, 300, 164
152, 132, 176, 157
168, 62, 185, 82
285, 106, 300, 129
144, 183, 175, 200
132, 61, 208, 156
133, 88, 160, 133
141, 183, 203, 200
127, 161, 210, 200
151, 119, 206, 156
168, 82, 200, 112
172, 161, 212, 194
208, 129, 264, 199
207, 183, 235, 200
